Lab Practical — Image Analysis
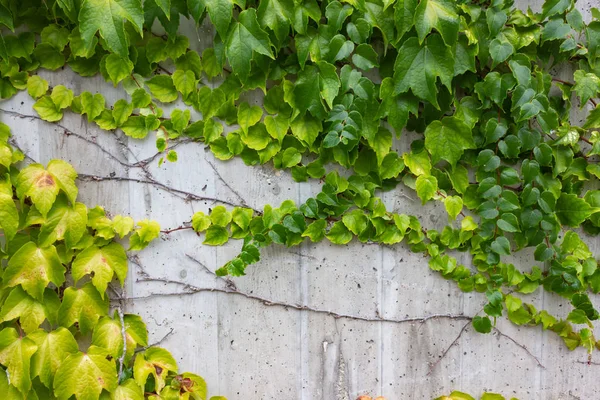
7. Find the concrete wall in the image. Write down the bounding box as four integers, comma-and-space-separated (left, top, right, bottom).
1, 1, 599, 398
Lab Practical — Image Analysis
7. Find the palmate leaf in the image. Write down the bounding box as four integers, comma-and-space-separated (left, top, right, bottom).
225, 9, 274, 82
38, 197, 88, 248
71, 242, 128, 296
3, 242, 65, 301
78, 0, 144, 57
53, 345, 118, 400
57, 283, 109, 334
414, 0, 459, 46
424, 116, 475, 166
0, 287, 60, 333
393, 34, 454, 109
134, 347, 178, 392
29, 327, 79, 389
15, 160, 78, 217
0, 327, 37, 394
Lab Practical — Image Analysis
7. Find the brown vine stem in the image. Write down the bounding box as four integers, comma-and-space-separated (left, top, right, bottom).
161, 225, 194, 234
205, 158, 251, 208
427, 321, 470, 375
123, 272, 544, 371
123, 275, 473, 325
77, 173, 256, 210
134, 328, 175, 354
576, 360, 600, 366
492, 327, 545, 369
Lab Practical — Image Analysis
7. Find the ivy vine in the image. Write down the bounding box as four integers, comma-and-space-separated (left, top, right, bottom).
1, 0, 600, 397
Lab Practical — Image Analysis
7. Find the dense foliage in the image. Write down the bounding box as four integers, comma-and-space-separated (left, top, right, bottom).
1, 0, 600, 397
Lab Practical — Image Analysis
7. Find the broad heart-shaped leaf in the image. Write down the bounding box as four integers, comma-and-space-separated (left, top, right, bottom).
134, 347, 178, 392
3, 242, 65, 301
0, 327, 37, 394
78, 0, 144, 57
58, 283, 109, 334
53, 346, 118, 400
555, 193, 600, 227
0, 287, 58, 333
393, 34, 454, 109
38, 198, 88, 248
225, 8, 274, 82
424, 116, 475, 166
16, 160, 78, 216
414, 0, 459, 46
29, 327, 78, 389
71, 243, 128, 296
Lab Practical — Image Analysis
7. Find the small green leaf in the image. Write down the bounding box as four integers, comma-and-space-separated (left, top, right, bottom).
326, 221, 353, 244
192, 211, 212, 232
27, 76, 48, 98
443, 196, 463, 220
146, 75, 178, 103
415, 175, 437, 204
472, 316, 492, 333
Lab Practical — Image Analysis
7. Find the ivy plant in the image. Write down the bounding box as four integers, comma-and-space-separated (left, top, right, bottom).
1, 0, 600, 397
0, 126, 224, 399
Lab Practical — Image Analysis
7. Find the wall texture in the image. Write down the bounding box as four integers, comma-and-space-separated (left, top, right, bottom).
2, 1, 600, 399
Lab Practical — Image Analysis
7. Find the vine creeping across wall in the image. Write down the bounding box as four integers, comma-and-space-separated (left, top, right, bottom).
1, 0, 600, 397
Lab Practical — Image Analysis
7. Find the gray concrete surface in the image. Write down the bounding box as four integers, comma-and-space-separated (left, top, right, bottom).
1, 1, 600, 398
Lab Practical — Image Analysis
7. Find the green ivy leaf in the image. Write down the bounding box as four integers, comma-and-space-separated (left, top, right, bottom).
133, 347, 178, 393
58, 283, 108, 334
78, 0, 143, 57
33, 95, 62, 122
393, 34, 454, 108
424, 117, 474, 166
555, 193, 599, 227
146, 75, 178, 103
415, 174, 438, 204
326, 221, 353, 244
443, 195, 463, 220
29, 327, 79, 389
573, 70, 600, 107
203, 225, 230, 245
26, 76, 48, 99
4, 242, 65, 301
0, 327, 37, 394
0, 287, 49, 333
472, 316, 492, 333
414, 0, 459, 46
225, 9, 274, 82
53, 346, 118, 399
352, 43, 379, 70
206, 0, 233, 38
71, 243, 127, 296
105, 54, 133, 85
38, 199, 88, 248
